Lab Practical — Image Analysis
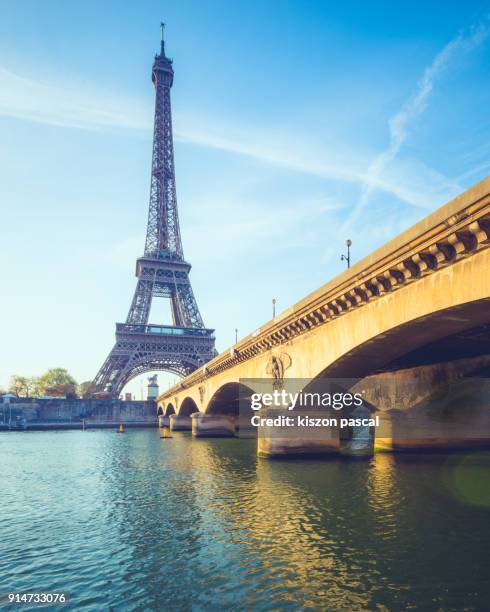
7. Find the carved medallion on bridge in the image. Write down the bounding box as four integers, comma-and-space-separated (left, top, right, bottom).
266, 352, 292, 389
198, 385, 205, 404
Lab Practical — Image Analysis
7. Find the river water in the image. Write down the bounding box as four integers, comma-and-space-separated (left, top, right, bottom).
1, 429, 490, 610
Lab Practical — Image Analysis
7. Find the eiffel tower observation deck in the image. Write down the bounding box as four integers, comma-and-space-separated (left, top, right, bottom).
94, 25, 216, 397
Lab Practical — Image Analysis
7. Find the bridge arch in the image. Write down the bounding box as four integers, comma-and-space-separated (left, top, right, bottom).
164, 403, 175, 417
307, 297, 490, 383
179, 397, 199, 417
206, 382, 256, 416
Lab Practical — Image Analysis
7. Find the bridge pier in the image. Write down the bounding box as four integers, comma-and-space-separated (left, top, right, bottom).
375, 406, 490, 452
339, 404, 374, 458
257, 433, 340, 458
192, 413, 236, 437
256, 409, 340, 458
366, 366, 490, 452
375, 376, 490, 452
169, 414, 193, 431
158, 415, 170, 428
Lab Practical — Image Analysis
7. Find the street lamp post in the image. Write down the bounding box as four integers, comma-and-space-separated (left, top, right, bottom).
272, 298, 276, 318
235, 328, 238, 344
341, 239, 352, 269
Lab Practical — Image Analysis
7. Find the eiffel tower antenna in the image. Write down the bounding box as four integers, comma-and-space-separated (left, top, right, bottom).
94, 26, 216, 397
160, 22, 165, 54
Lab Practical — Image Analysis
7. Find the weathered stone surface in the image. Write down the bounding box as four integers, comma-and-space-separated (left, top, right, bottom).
169, 414, 192, 431
339, 404, 374, 458
257, 434, 339, 458
375, 378, 490, 451
191, 413, 236, 437
0, 397, 157, 429
257, 409, 340, 458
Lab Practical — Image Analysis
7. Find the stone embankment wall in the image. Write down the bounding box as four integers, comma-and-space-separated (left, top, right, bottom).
0, 398, 157, 430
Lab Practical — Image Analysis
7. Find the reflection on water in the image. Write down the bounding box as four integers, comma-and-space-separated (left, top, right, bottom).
1, 430, 490, 610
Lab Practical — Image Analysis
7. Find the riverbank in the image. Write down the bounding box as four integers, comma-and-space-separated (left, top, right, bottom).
0, 396, 157, 431
0, 420, 157, 431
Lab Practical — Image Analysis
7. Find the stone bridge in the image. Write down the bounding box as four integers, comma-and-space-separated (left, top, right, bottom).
157, 178, 490, 457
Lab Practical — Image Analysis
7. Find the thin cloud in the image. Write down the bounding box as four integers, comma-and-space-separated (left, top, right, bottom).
0, 67, 150, 130
0, 65, 461, 209
457, 160, 490, 182
173, 122, 456, 209
343, 21, 489, 231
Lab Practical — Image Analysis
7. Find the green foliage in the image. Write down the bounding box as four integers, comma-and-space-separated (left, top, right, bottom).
9, 375, 39, 397
7, 369, 79, 398
37, 368, 78, 398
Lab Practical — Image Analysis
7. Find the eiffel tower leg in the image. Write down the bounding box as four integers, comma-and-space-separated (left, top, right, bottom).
175, 282, 204, 328
93, 345, 130, 396
126, 280, 153, 325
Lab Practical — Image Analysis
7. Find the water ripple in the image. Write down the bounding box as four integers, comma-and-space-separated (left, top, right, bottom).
0, 431, 489, 610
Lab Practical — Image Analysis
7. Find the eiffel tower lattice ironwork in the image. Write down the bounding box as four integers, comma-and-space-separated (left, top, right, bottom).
94, 26, 216, 397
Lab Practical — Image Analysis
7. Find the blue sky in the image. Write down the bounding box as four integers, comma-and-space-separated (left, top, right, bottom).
1, 0, 490, 396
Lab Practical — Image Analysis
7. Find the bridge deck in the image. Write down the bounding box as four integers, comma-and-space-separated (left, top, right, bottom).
159, 176, 490, 399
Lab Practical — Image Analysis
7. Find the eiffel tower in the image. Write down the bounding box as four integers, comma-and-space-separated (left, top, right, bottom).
94, 25, 216, 397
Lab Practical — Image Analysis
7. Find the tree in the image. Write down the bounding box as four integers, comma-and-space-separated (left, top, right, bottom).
79, 381, 97, 399
9, 375, 38, 398
37, 368, 78, 398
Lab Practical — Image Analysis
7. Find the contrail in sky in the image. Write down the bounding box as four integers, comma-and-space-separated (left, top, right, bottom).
342, 20, 489, 232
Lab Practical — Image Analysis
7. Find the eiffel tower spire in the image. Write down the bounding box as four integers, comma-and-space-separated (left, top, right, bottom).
144, 22, 183, 259
94, 27, 216, 397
